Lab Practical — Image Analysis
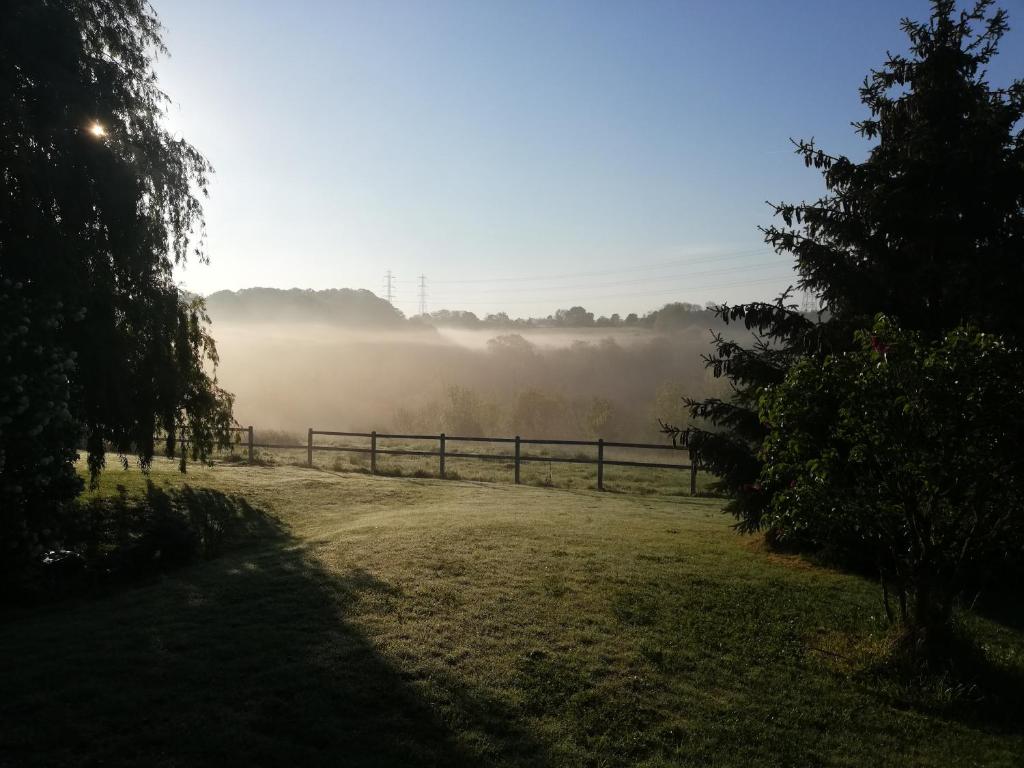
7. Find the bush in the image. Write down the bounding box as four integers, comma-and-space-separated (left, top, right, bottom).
760, 317, 1024, 655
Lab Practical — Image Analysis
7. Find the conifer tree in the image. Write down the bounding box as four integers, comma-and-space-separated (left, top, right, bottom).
767, 0, 1024, 341
667, 0, 1023, 532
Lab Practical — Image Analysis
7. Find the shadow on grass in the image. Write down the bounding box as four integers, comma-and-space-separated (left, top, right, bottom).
863, 633, 1024, 739
14, 482, 285, 603
0, 488, 547, 767
972, 584, 1024, 633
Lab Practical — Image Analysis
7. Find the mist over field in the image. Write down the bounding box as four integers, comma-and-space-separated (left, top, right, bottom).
209, 320, 727, 442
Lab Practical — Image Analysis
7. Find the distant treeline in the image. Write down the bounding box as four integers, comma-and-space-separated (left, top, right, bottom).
415, 302, 717, 331
205, 287, 720, 332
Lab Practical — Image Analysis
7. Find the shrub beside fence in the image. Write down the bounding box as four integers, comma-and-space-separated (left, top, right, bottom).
187, 426, 699, 494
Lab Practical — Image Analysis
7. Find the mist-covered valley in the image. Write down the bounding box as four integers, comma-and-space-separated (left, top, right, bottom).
208, 317, 728, 443
200, 287, 734, 441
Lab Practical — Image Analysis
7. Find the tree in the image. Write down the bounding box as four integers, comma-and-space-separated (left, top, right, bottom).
0, 281, 83, 574
580, 396, 615, 439
665, 0, 1023, 650
1, 1, 234, 563
440, 386, 492, 436
662, 295, 825, 526
426, 309, 481, 328
509, 390, 566, 437
760, 318, 1024, 653
554, 306, 595, 327
672, 0, 1023, 513
765, 0, 1024, 342
484, 312, 511, 326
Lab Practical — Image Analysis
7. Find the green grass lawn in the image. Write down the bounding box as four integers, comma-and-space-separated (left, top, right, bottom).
1, 458, 1022, 767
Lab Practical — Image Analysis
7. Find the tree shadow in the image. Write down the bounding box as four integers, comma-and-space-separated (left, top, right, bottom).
16, 481, 286, 602
0, 489, 549, 767
860, 628, 1024, 739
971, 585, 1024, 633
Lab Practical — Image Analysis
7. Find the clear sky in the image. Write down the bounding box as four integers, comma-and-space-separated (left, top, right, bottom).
155, 0, 1023, 319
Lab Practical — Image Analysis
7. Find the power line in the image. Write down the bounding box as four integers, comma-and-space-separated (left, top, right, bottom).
428, 247, 772, 285
426, 261, 787, 297
425, 274, 794, 307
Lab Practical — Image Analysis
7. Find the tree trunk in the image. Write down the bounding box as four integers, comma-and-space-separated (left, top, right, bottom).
909, 576, 955, 661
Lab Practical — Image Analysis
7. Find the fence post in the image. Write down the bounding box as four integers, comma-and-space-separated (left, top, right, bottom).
597, 438, 604, 491
247, 425, 254, 465
690, 451, 698, 496
307, 428, 313, 468
371, 431, 377, 474
439, 433, 446, 479
514, 436, 521, 485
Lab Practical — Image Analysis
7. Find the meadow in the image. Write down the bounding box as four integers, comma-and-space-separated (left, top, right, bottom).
1, 458, 1021, 766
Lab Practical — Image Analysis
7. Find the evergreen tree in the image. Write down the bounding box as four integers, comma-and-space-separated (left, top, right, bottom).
767, 0, 1024, 341
668, 0, 1023, 530
661, 295, 826, 527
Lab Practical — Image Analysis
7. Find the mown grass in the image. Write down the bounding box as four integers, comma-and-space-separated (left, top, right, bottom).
1, 458, 1022, 767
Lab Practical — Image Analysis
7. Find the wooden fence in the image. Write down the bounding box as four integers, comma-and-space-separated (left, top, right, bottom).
215, 426, 698, 494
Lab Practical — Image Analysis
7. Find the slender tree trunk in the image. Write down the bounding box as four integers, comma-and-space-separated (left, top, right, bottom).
909, 575, 955, 661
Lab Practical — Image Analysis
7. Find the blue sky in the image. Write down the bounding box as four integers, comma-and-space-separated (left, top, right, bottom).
156, 0, 1024, 318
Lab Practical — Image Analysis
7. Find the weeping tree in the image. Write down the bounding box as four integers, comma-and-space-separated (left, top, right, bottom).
0, 282, 84, 572
666, 0, 1024, 652
0, 0, 234, 571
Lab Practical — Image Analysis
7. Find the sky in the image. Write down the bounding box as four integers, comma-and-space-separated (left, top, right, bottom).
155, 0, 1024, 319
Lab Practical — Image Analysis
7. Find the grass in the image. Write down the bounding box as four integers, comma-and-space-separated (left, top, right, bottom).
1, 457, 1022, 766
218, 438, 718, 496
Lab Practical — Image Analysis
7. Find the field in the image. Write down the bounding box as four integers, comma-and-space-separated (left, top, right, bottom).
1, 458, 1022, 767
221, 434, 716, 497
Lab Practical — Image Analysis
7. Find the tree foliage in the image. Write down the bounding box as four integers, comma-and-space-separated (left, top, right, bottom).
666, 0, 1024, 649
0, 0, 234, 566
0, 281, 83, 573
662, 294, 832, 527
765, 0, 1024, 341
760, 318, 1024, 647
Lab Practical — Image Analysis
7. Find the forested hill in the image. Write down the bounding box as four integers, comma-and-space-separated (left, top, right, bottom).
204, 288, 730, 331
204, 288, 407, 327
201, 286, 753, 335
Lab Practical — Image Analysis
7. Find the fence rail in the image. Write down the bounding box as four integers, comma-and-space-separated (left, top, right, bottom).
174, 427, 698, 494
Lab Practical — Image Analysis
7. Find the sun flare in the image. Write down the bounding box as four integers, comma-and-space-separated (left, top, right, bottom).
89, 121, 106, 138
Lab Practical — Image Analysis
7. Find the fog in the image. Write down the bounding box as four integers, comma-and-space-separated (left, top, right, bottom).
432, 326, 671, 351
210, 322, 727, 443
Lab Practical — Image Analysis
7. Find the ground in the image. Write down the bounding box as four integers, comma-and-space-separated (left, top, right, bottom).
1, 458, 1021, 767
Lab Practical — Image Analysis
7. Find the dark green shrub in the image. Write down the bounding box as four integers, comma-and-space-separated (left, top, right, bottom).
760, 318, 1024, 654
